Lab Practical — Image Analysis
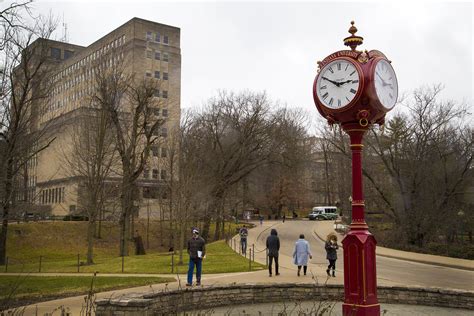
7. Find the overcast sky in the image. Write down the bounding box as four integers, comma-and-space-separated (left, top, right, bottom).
28, 0, 473, 120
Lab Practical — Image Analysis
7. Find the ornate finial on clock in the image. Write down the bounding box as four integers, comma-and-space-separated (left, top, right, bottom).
344, 21, 364, 52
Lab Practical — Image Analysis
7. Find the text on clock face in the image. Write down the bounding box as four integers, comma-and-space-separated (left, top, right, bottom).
317, 60, 360, 109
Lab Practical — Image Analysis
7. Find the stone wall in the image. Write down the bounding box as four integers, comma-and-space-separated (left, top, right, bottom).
96, 284, 474, 315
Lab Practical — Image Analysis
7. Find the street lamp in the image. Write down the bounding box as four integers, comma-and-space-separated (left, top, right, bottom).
312, 22, 398, 316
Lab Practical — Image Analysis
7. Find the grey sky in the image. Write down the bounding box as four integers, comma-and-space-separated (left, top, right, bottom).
29, 0, 473, 119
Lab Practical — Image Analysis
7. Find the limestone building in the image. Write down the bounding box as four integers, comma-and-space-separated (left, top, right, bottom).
19, 18, 181, 218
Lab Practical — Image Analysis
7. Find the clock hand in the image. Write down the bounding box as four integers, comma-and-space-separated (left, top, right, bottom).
322, 76, 341, 87
339, 79, 353, 85
376, 73, 389, 86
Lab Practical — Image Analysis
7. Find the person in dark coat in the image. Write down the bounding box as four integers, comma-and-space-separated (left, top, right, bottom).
325, 232, 339, 277
266, 228, 280, 277
187, 228, 206, 286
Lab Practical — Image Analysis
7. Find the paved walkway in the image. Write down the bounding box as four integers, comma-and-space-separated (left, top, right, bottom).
312, 220, 473, 271
10, 220, 474, 315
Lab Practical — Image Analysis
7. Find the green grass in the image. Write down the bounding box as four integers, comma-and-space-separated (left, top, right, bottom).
3, 240, 264, 274
0, 275, 174, 306
6, 221, 241, 260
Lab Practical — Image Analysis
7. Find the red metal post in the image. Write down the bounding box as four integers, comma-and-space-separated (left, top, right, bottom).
341, 123, 380, 316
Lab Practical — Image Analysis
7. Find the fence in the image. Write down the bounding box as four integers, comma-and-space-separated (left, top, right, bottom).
226, 233, 260, 271
2, 251, 178, 274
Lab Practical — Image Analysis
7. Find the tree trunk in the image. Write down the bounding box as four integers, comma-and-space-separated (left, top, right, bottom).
86, 219, 96, 265
0, 209, 8, 266
202, 216, 211, 241
159, 206, 164, 246
0, 163, 13, 266
214, 216, 221, 241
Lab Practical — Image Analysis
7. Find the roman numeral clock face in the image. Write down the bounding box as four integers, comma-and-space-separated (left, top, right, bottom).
316, 59, 361, 110
374, 59, 398, 110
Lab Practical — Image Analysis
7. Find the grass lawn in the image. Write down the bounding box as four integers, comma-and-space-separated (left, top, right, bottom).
0, 275, 174, 307
4, 240, 264, 274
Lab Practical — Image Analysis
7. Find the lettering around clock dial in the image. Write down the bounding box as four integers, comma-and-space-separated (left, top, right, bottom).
316, 59, 361, 110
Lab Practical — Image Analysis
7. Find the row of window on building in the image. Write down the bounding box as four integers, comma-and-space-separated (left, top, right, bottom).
151, 146, 167, 158
146, 50, 169, 62
146, 70, 169, 81
40, 187, 65, 205
146, 31, 169, 44
153, 127, 168, 138
150, 107, 168, 117
143, 168, 167, 180
51, 34, 126, 82
14, 188, 36, 203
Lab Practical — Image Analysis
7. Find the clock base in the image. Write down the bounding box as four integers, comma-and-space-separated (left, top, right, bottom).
342, 303, 380, 316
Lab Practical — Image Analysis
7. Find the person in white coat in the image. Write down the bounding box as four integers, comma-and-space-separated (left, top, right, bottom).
292, 234, 312, 276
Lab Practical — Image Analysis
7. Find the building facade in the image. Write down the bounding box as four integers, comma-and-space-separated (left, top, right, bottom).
18, 18, 181, 218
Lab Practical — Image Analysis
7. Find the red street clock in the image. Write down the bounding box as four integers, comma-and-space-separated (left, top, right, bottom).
312, 22, 398, 316
313, 22, 398, 127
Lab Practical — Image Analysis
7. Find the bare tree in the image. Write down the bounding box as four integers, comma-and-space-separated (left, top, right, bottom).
188, 91, 277, 240
92, 56, 166, 256
0, 11, 57, 265
366, 85, 473, 247
62, 100, 117, 264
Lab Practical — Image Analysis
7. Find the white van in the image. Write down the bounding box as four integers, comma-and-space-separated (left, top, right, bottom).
312, 206, 338, 215
308, 206, 338, 220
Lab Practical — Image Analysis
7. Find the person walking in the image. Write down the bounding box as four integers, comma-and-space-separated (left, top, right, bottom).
266, 228, 280, 277
325, 233, 339, 277
239, 225, 249, 255
186, 228, 206, 286
292, 234, 312, 276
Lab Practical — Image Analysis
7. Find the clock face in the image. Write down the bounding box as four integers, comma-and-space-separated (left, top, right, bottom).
315, 59, 361, 110
374, 59, 398, 109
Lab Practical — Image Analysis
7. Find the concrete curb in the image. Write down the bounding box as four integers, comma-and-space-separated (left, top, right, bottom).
95, 283, 474, 314
313, 227, 474, 272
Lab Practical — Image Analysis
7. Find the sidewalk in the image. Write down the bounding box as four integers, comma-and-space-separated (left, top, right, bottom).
10, 219, 473, 315
312, 220, 474, 271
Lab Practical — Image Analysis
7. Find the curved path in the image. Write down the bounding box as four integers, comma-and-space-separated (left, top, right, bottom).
236, 219, 474, 291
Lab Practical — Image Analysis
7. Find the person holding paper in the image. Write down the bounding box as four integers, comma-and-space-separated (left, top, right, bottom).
186, 228, 206, 286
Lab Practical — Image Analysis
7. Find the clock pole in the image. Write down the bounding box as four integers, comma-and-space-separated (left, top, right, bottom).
341, 123, 380, 316
341, 23, 380, 316
312, 21, 399, 316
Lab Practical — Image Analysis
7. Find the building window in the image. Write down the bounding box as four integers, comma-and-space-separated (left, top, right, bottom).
151, 146, 159, 157
154, 108, 160, 116
154, 71, 160, 79
152, 169, 159, 179
64, 50, 74, 59
146, 50, 153, 58
163, 53, 169, 62
163, 72, 168, 80
154, 90, 160, 98
146, 72, 152, 77
161, 147, 167, 158
154, 52, 160, 60
143, 168, 150, 179
160, 169, 167, 180
163, 36, 169, 44
146, 31, 152, 41
161, 128, 168, 137
155, 33, 160, 42
51, 47, 61, 60
162, 91, 168, 98
162, 109, 168, 117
